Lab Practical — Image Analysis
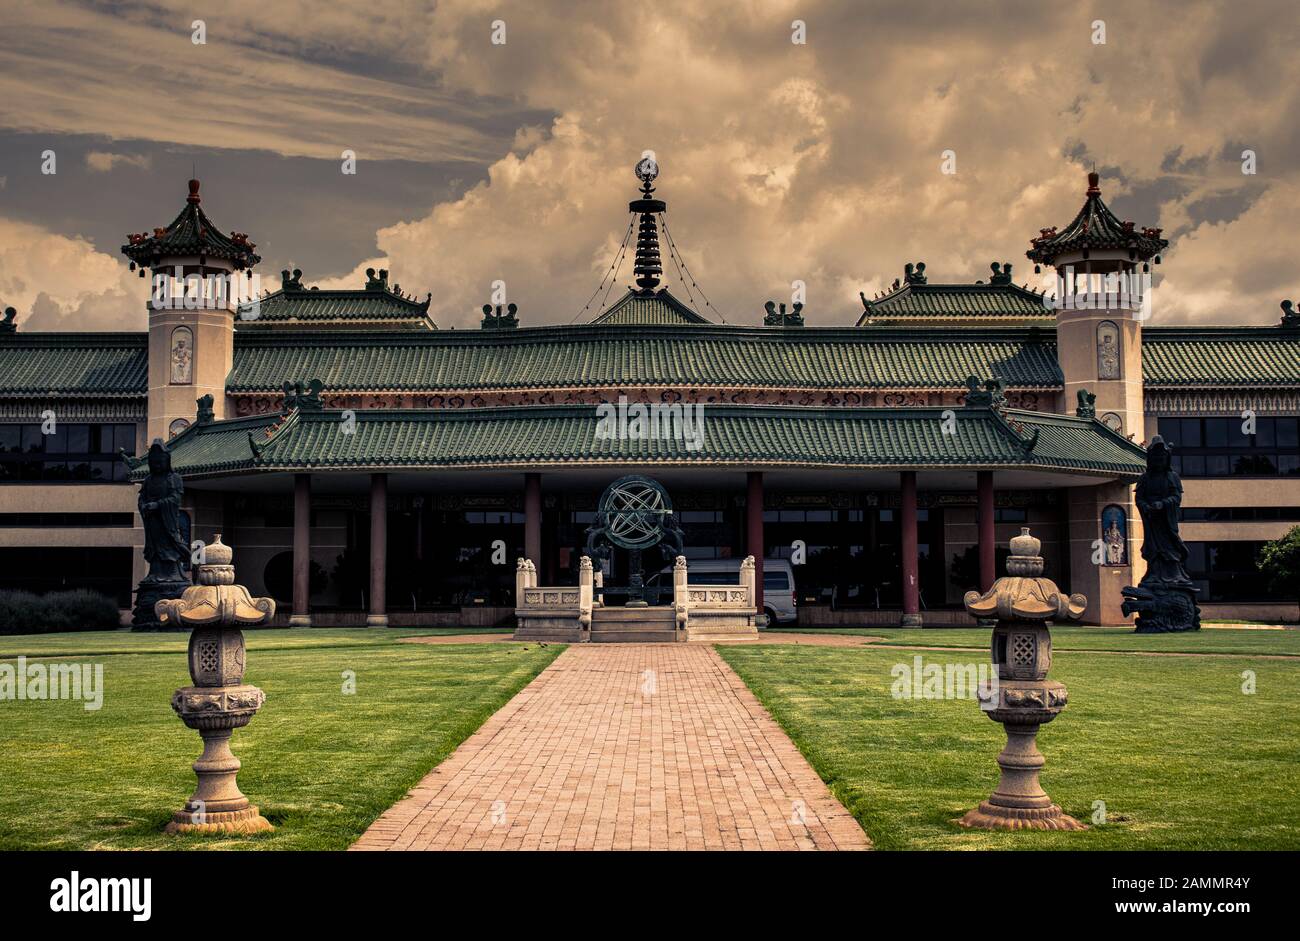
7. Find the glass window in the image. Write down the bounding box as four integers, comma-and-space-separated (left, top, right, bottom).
1182, 455, 1205, 477
1255, 418, 1276, 448
65, 424, 89, 453
1157, 417, 1180, 442
1205, 455, 1231, 477
763, 572, 790, 591
1277, 418, 1299, 448
21, 426, 44, 453
1227, 420, 1252, 448
1204, 418, 1228, 448
0, 426, 18, 453
1180, 418, 1203, 447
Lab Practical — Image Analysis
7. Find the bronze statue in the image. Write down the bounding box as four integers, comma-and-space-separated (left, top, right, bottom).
140, 441, 189, 581
1121, 436, 1201, 632
127, 440, 191, 628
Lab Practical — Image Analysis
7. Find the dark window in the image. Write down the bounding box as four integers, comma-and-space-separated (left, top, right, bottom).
1186, 541, 1287, 603
1153, 415, 1300, 478
0, 423, 138, 483
763, 572, 790, 591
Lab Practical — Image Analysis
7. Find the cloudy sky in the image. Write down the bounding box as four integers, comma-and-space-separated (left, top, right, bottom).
1, 0, 1297, 331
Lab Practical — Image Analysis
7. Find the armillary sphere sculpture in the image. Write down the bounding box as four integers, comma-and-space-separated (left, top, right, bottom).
156, 534, 276, 834
584, 475, 684, 606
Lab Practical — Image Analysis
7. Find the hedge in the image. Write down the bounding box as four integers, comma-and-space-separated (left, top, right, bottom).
0, 589, 123, 635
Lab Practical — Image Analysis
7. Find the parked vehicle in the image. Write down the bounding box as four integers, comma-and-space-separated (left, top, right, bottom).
646, 558, 797, 626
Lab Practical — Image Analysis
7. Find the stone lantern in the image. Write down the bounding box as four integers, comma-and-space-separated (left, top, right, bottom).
155, 534, 276, 835
958, 528, 1088, 831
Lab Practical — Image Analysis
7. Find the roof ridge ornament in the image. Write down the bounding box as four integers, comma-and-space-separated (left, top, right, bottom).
629, 156, 666, 294
0, 306, 14, 334
763, 300, 805, 327
904, 261, 927, 285
281, 378, 324, 412
963, 375, 1006, 409
482, 303, 519, 329
281, 268, 304, 292
1280, 299, 1300, 328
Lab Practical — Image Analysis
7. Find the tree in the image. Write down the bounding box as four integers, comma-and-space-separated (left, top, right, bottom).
1257, 526, 1300, 598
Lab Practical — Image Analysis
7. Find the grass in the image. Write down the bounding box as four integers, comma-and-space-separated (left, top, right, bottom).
718, 627, 1300, 850
783, 625, 1300, 656
0, 629, 562, 850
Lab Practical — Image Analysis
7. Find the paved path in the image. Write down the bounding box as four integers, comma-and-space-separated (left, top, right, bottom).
352, 645, 870, 851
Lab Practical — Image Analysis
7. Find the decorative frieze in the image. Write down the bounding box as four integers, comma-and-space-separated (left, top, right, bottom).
1145, 389, 1300, 415
0, 400, 145, 422
231, 385, 1047, 416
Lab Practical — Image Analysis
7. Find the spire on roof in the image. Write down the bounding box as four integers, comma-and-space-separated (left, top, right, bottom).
121, 178, 260, 274
1026, 169, 1167, 268
629, 156, 666, 294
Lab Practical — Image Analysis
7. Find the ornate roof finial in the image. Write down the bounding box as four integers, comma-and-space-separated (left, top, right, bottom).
187, 178, 201, 204
1086, 169, 1101, 196
629, 155, 666, 294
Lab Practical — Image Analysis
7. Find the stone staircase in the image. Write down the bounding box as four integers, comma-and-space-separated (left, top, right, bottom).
589, 606, 680, 643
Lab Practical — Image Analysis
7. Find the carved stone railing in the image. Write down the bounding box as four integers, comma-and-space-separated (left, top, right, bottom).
675, 555, 757, 638
513, 557, 593, 639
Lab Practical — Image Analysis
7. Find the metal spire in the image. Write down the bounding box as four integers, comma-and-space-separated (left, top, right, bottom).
629, 156, 665, 294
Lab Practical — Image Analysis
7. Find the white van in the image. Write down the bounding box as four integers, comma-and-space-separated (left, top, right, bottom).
646, 558, 797, 627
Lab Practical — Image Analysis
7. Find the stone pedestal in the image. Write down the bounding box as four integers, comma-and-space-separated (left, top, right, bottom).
1123, 581, 1201, 633
131, 576, 190, 631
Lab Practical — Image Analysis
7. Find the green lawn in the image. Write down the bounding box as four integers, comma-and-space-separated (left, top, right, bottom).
784, 625, 1300, 656
719, 628, 1300, 849
0, 629, 561, 850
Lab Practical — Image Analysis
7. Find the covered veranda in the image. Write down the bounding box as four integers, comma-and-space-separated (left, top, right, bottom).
147, 401, 1149, 627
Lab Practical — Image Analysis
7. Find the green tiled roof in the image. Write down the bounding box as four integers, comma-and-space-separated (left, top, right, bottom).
226, 325, 1063, 392
146, 404, 1146, 479
121, 180, 259, 270
590, 289, 710, 325
1143, 327, 1300, 387
236, 287, 434, 330
857, 281, 1052, 325
0, 333, 147, 397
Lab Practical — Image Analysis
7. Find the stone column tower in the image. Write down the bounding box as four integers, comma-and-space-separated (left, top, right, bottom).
122, 179, 260, 444
1028, 171, 1167, 624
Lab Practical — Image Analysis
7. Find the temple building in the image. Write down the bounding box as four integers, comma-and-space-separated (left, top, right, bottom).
1, 167, 1297, 627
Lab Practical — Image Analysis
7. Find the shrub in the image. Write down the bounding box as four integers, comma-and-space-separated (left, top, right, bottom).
0, 589, 122, 635
1258, 525, 1300, 598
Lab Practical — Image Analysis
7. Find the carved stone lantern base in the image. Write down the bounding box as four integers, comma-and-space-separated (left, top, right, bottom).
165, 681, 271, 835
957, 688, 1086, 831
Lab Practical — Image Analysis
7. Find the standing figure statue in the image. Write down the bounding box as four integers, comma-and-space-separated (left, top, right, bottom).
1121, 436, 1201, 632
128, 440, 192, 628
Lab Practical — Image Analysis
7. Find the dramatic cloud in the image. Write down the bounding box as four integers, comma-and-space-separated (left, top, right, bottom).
0, 218, 141, 331
2, 0, 1297, 328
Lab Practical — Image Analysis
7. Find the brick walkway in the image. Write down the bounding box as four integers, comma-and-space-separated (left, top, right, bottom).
351, 645, 870, 850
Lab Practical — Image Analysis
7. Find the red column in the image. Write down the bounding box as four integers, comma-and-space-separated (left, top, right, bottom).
747, 471, 765, 620
900, 471, 922, 627
290, 473, 311, 628
524, 473, 542, 570
367, 473, 388, 627
978, 470, 996, 591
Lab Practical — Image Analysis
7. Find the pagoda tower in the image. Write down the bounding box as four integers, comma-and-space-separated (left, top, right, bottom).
122, 179, 260, 444
1028, 170, 1167, 624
